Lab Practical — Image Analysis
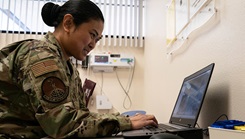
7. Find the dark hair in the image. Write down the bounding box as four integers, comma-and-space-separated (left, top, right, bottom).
41, 0, 104, 27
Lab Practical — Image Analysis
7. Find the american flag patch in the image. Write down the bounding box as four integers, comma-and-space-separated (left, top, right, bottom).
31, 60, 59, 77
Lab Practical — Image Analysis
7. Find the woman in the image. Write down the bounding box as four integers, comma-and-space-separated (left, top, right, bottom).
0, 0, 158, 138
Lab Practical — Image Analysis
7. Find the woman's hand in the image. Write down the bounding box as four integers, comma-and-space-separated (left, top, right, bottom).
129, 113, 158, 129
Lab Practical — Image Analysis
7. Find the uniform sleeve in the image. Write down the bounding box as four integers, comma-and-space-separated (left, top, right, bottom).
18, 44, 132, 138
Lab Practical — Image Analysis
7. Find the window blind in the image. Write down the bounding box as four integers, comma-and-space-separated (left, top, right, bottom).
0, 0, 145, 47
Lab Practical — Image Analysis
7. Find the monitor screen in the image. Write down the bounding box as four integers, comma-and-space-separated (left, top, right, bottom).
94, 55, 109, 63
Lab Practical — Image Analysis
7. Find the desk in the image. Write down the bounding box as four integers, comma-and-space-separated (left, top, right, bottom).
110, 133, 209, 139
42, 133, 209, 139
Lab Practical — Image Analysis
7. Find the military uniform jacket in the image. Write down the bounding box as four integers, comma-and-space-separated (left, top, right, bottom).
0, 32, 131, 138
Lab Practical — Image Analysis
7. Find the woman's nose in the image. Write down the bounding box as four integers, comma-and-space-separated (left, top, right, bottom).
89, 41, 96, 49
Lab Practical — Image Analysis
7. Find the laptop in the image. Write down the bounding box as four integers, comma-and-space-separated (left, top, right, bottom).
122, 63, 215, 138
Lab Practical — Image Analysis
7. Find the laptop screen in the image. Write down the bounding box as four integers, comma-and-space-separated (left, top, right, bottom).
170, 63, 215, 127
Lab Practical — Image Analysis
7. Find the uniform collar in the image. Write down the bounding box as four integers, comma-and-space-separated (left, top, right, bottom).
42, 32, 74, 76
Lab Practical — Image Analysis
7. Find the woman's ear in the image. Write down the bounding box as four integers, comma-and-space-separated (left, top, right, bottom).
63, 14, 74, 33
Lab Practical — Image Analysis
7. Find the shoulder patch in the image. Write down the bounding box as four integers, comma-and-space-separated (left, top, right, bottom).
31, 59, 59, 77
41, 77, 68, 103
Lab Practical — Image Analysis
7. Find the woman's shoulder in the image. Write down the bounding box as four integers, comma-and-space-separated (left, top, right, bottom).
13, 38, 63, 67
18, 36, 60, 55
22, 38, 58, 51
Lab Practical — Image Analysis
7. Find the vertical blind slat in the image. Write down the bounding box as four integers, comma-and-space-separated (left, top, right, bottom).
108, 0, 112, 46
30, 0, 33, 35
95, 0, 101, 47
113, 0, 117, 47
102, 0, 106, 47
134, 0, 138, 47
124, 0, 128, 47
139, 0, 144, 47
6, 0, 10, 43
24, 1, 28, 34
130, 0, 134, 47
36, 0, 40, 36
16, 0, 20, 41
0, 1, 3, 33
13, 0, 17, 42
119, 0, 123, 47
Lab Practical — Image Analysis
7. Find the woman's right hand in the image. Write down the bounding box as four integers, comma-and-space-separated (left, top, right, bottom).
129, 113, 158, 129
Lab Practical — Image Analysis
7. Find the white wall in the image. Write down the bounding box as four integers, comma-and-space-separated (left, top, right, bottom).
144, 0, 245, 130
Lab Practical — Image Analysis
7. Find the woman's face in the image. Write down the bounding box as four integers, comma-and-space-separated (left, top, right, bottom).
60, 17, 104, 61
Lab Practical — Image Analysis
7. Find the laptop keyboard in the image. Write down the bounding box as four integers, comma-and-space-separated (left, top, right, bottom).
158, 124, 178, 130
145, 124, 177, 132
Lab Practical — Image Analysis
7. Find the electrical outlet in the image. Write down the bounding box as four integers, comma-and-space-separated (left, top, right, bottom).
96, 95, 112, 109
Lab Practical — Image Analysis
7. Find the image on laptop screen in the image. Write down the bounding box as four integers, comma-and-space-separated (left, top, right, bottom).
172, 70, 211, 119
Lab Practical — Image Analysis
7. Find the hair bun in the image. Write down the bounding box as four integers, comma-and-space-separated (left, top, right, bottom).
41, 2, 61, 27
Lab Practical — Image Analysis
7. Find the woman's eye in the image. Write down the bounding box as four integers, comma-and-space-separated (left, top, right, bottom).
89, 32, 101, 43
90, 33, 96, 39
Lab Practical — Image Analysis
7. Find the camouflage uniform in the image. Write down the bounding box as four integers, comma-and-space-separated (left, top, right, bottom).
0, 32, 131, 138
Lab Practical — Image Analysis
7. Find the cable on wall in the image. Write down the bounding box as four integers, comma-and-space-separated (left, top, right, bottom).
115, 61, 135, 109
